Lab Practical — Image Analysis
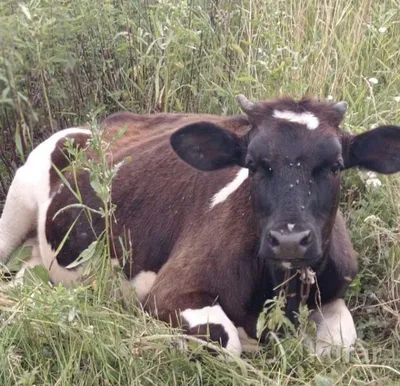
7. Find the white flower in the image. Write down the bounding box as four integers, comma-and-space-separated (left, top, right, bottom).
365, 171, 382, 188
364, 215, 378, 223
368, 77, 379, 85
394, 96, 400, 102
327, 95, 333, 101
378, 27, 387, 33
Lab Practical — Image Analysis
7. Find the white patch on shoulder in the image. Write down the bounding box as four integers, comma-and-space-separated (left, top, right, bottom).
273, 110, 319, 130
210, 168, 249, 209
281, 262, 292, 269
181, 305, 242, 356
308, 298, 357, 356
129, 270, 157, 302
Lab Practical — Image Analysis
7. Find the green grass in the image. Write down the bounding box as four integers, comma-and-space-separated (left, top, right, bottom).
0, 0, 400, 384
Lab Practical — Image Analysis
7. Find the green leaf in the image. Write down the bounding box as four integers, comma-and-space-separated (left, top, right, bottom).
230, 43, 245, 57
19, 4, 32, 21
31, 265, 51, 284
66, 240, 98, 269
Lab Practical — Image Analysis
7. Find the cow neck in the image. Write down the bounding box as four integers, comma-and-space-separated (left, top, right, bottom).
267, 247, 330, 327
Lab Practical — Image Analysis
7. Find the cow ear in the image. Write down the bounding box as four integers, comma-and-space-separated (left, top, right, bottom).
342, 125, 400, 174
170, 122, 245, 171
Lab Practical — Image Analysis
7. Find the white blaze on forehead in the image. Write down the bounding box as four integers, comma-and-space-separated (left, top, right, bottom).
181, 305, 242, 355
210, 168, 249, 209
273, 110, 320, 130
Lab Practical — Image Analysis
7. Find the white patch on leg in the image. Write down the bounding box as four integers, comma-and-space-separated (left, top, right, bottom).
210, 168, 249, 209
237, 327, 260, 352
273, 110, 319, 130
180, 305, 242, 356
129, 271, 157, 302
0, 128, 91, 266
308, 298, 357, 356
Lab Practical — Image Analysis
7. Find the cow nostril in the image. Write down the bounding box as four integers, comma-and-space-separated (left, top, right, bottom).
300, 230, 312, 247
268, 231, 280, 247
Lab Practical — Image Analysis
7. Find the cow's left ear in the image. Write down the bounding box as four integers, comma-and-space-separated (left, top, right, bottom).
342, 125, 400, 174
170, 121, 246, 171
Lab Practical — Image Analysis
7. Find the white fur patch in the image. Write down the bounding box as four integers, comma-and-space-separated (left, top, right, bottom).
181, 305, 242, 355
273, 110, 320, 130
210, 168, 249, 209
308, 298, 357, 356
237, 327, 260, 352
287, 223, 295, 232
129, 271, 157, 302
0, 128, 91, 266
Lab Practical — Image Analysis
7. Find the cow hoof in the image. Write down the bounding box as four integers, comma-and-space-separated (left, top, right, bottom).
307, 298, 357, 359
237, 327, 261, 353
315, 341, 356, 358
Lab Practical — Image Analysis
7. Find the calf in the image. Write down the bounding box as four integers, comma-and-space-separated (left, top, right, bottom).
1, 95, 400, 357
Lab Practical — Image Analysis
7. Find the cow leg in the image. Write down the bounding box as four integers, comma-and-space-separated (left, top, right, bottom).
308, 298, 357, 356
146, 289, 242, 356
13, 237, 44, 285
237, 327, 261, 353
0, 237, 43, 290
180, 304, 242, 355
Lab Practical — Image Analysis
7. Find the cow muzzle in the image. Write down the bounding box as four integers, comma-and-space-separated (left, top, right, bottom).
259, 225, 320, 267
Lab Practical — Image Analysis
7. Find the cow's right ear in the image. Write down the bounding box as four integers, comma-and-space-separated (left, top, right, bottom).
170, 122, 246, 171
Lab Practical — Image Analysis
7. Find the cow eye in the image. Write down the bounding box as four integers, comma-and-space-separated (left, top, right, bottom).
260, 159, 273, 175
330, 162, 342, 175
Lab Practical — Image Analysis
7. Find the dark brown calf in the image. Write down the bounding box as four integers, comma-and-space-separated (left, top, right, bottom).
1, 95, 400, 357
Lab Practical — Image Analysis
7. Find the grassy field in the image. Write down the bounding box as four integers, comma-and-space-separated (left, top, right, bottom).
0, 0, 400, 384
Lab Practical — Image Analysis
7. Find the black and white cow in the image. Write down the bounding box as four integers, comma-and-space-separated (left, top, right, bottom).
1, 95, 400, 356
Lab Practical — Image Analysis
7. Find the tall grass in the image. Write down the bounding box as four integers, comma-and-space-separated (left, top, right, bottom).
0, 0, 400, 384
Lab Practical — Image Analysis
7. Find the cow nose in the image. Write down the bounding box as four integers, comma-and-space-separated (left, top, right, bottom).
268, 229, 312, 259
